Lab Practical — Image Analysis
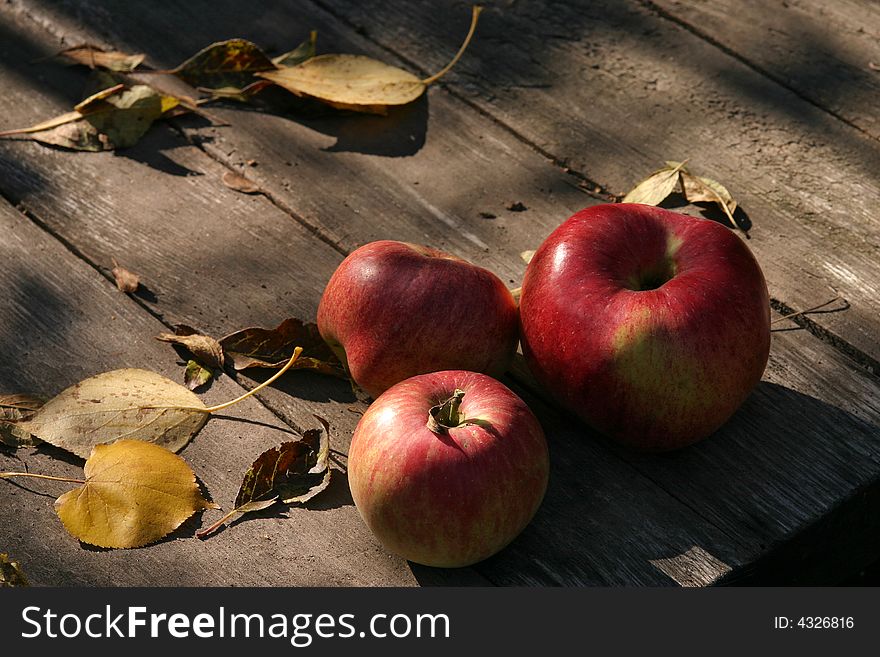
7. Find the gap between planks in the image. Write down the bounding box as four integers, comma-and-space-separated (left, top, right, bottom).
636, 0, 877, 144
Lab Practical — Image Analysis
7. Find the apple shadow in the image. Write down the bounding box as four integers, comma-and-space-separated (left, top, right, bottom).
476, 376, 880, 586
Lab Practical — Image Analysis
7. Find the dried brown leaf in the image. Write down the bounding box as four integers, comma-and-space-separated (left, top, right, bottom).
680, 171, 738, 228
156, 329, 225, 370
57, 44, 145, 72
172, 39, 276, 92
0, 554, 29, 587
111, 257, 140, 293
220, 317, 345, 377
222, 170, 262, 195
197, 417, 331, 538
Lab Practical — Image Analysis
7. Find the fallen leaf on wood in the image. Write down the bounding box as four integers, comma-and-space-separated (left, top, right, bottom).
156, 327, 225, 370
0, 393, 45, 419
172, 38, 277, 94
680, 171, 738, 229
184, 360, 214, 390
221, 170, 262, 195
19, 369, 210, 459
57, 43, 145, 72
17, 349, 304, 459
203, 80, 274, 102
53, 440, 215, 548
111, 257, 140, 293
0, 393, 45, 447
220, 317, 345, 377
197, 416, 331, 538
272, 31, 317, 68
0, 554, 29, 587
258, 6, 481, 114
0, 84, 178, 151
622, 160, 687, 206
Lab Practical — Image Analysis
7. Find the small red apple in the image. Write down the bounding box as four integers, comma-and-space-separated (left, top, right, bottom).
519, 203, 770, 451
348, 370, 549, 568
317, 240, 518, 398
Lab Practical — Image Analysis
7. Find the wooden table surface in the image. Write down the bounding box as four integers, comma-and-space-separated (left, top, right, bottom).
1, 0, 879, 587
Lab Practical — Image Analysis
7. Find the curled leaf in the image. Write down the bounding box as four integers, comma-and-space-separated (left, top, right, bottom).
0, 394, 45, 447
172, 39, 276, 93
185, 360, 214, 391
680, 171, 738, 228
55, 440, 215, 548
258, 6, 481, 114
272, 31, 318, 68
197, 417, 331, 538
156, 328, 225, 370
221, 170, 262, 195
0, 554, 29, 587
220, 317, 345, 377
622, 160, 687, 206
111, 257, 140, 293
19, 369, 209, 458
0, 85, 179, 151
57, 44, 145, 72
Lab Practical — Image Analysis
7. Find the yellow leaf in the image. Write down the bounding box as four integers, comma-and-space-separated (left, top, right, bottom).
55, 440, 215, 549
680, 171, 738, 228
20, 368, 209, 458
622, 160, 687, 206
259, 54, 424, 114
258, 6, 482, 114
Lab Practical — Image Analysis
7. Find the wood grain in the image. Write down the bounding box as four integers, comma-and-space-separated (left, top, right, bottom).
1, 0, 879, 585
647, 0, 880, 139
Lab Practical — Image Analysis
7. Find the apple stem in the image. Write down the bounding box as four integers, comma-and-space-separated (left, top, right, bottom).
427, 389, 466, 434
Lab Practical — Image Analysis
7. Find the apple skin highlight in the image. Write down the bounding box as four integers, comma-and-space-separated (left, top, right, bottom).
520, 203, 770, 451
318, 240, 519, 398
348, 370, 549, 568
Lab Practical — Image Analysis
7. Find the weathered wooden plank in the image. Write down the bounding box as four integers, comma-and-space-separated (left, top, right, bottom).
647, 0, 880, 140
305, 0, 880, 374
2, 0, 880, 585
0, 6, 763, 586
0, 199, 422, 587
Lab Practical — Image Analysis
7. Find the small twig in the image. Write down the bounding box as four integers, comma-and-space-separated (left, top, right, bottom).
771, 295, 843, 325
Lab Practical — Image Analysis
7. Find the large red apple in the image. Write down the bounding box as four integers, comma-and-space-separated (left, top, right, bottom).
317, 240, 518, 398
519, 203, 770, 451
348, 370, 549, 567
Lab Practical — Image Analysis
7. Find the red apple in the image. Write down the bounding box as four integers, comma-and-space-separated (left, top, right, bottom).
519, 203, 770, 451
317, 240, 518, 398
348, 370, 549, 567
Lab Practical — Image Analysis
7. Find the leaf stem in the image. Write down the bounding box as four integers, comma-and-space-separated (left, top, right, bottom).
0, 472, 85, 484
202, 347, 303, 413
422, 5, 482, 85
771, 296, 843, 325
195, 508, 240, 539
